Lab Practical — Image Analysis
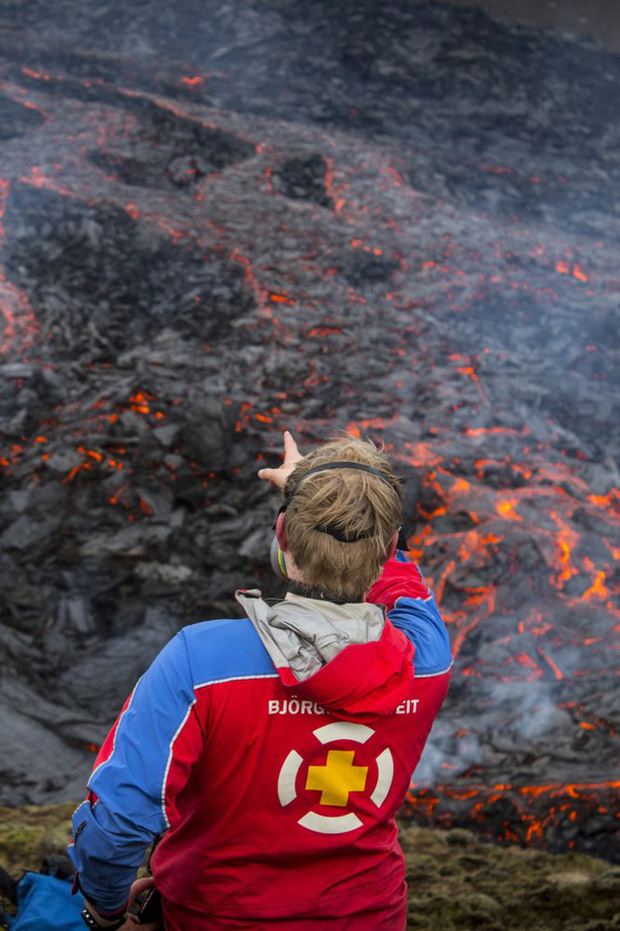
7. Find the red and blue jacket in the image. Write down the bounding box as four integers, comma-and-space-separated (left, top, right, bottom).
69, 554, 452, 929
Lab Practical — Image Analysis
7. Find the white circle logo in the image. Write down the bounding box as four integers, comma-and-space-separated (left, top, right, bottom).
277, 722, 394, 834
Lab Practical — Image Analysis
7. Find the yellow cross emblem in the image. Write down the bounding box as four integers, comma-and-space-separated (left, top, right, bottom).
305, 750, 368, 807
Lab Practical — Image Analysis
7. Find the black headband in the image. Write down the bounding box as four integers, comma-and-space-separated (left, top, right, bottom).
282, 461, 400, 544
284, 461, 397, 500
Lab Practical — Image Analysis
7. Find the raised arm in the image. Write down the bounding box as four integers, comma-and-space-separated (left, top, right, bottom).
366, 553, 453, 677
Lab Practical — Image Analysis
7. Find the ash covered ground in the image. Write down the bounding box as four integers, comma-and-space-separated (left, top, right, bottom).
0, 0, 618, 861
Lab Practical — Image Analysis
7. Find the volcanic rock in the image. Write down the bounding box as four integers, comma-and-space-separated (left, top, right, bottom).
0, 0, 618, 865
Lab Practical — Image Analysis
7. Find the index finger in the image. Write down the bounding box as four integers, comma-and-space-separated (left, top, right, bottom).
282, 430, 303, 466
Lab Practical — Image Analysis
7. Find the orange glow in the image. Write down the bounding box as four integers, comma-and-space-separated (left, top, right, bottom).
19, 167, 73, 198
496, 497, 522, 521
516, 653, 541, 674
63, 462, 90, 483
458, 530, 480, 563
451, 478, 470, 495
580, 567, 610, 601
540, 653, 564, 680
464, 426, 520, 437
22, 67, 50, 80
550, 512, 579, 584
450, 616, 482, 660
434, 560, 455, 604
462, 587, 496, 613
587, 489, 620, 510
517, 781, 619, 797
129, 391, 153, 414
269, 292, 295, 305
78, 447, 103, 462
0, 274, 40, 354
402, 441, 444, 467
308, 327, 342, 338
404, 779, 620, 840
323, 156, 336, 207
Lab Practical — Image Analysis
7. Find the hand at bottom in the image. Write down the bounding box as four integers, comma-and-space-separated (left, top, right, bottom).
108, 877, 160, 930
84, 876, 162, 930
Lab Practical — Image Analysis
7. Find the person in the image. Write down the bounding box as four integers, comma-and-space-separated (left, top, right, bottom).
69, 431, 452, 931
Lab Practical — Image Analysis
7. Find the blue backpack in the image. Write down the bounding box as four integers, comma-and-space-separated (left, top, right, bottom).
0, 858, 83, 931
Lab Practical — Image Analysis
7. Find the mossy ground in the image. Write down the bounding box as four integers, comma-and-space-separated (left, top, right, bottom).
1, 805, 618, 929
0, 802, 76, 877
400, 822, 620, 930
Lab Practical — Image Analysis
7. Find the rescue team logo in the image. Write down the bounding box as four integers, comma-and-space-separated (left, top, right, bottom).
277, 722, 394, 834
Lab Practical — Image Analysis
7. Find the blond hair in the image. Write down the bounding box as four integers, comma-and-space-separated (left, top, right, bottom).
283, 437, 402, 601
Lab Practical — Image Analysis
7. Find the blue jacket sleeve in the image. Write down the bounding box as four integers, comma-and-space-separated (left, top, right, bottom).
69, 629, 202, 913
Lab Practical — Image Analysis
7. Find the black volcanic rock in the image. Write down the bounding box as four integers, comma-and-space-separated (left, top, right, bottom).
0, 95, 46, 140
3, 185, 256, 360
272, 154, 333, 208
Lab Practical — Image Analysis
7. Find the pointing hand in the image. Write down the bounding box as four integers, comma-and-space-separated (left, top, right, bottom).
258, 431, 303, 491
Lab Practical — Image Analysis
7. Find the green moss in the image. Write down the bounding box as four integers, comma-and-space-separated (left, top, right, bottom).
399, 823, 620, 930
0, 803, 75, 876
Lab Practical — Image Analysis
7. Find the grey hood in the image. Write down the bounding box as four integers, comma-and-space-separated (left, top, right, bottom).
235, 589, 385, 682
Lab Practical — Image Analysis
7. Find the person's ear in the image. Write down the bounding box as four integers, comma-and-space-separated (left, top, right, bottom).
386, 531, 398, 560
275, 511, 288, 552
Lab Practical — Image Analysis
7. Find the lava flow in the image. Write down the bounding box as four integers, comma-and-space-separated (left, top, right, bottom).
0, 0, 618, 863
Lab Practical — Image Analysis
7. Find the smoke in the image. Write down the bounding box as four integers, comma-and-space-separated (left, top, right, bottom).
414, 724, 483, 786
413, 677, 574, 787
486, 679, 573, 741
